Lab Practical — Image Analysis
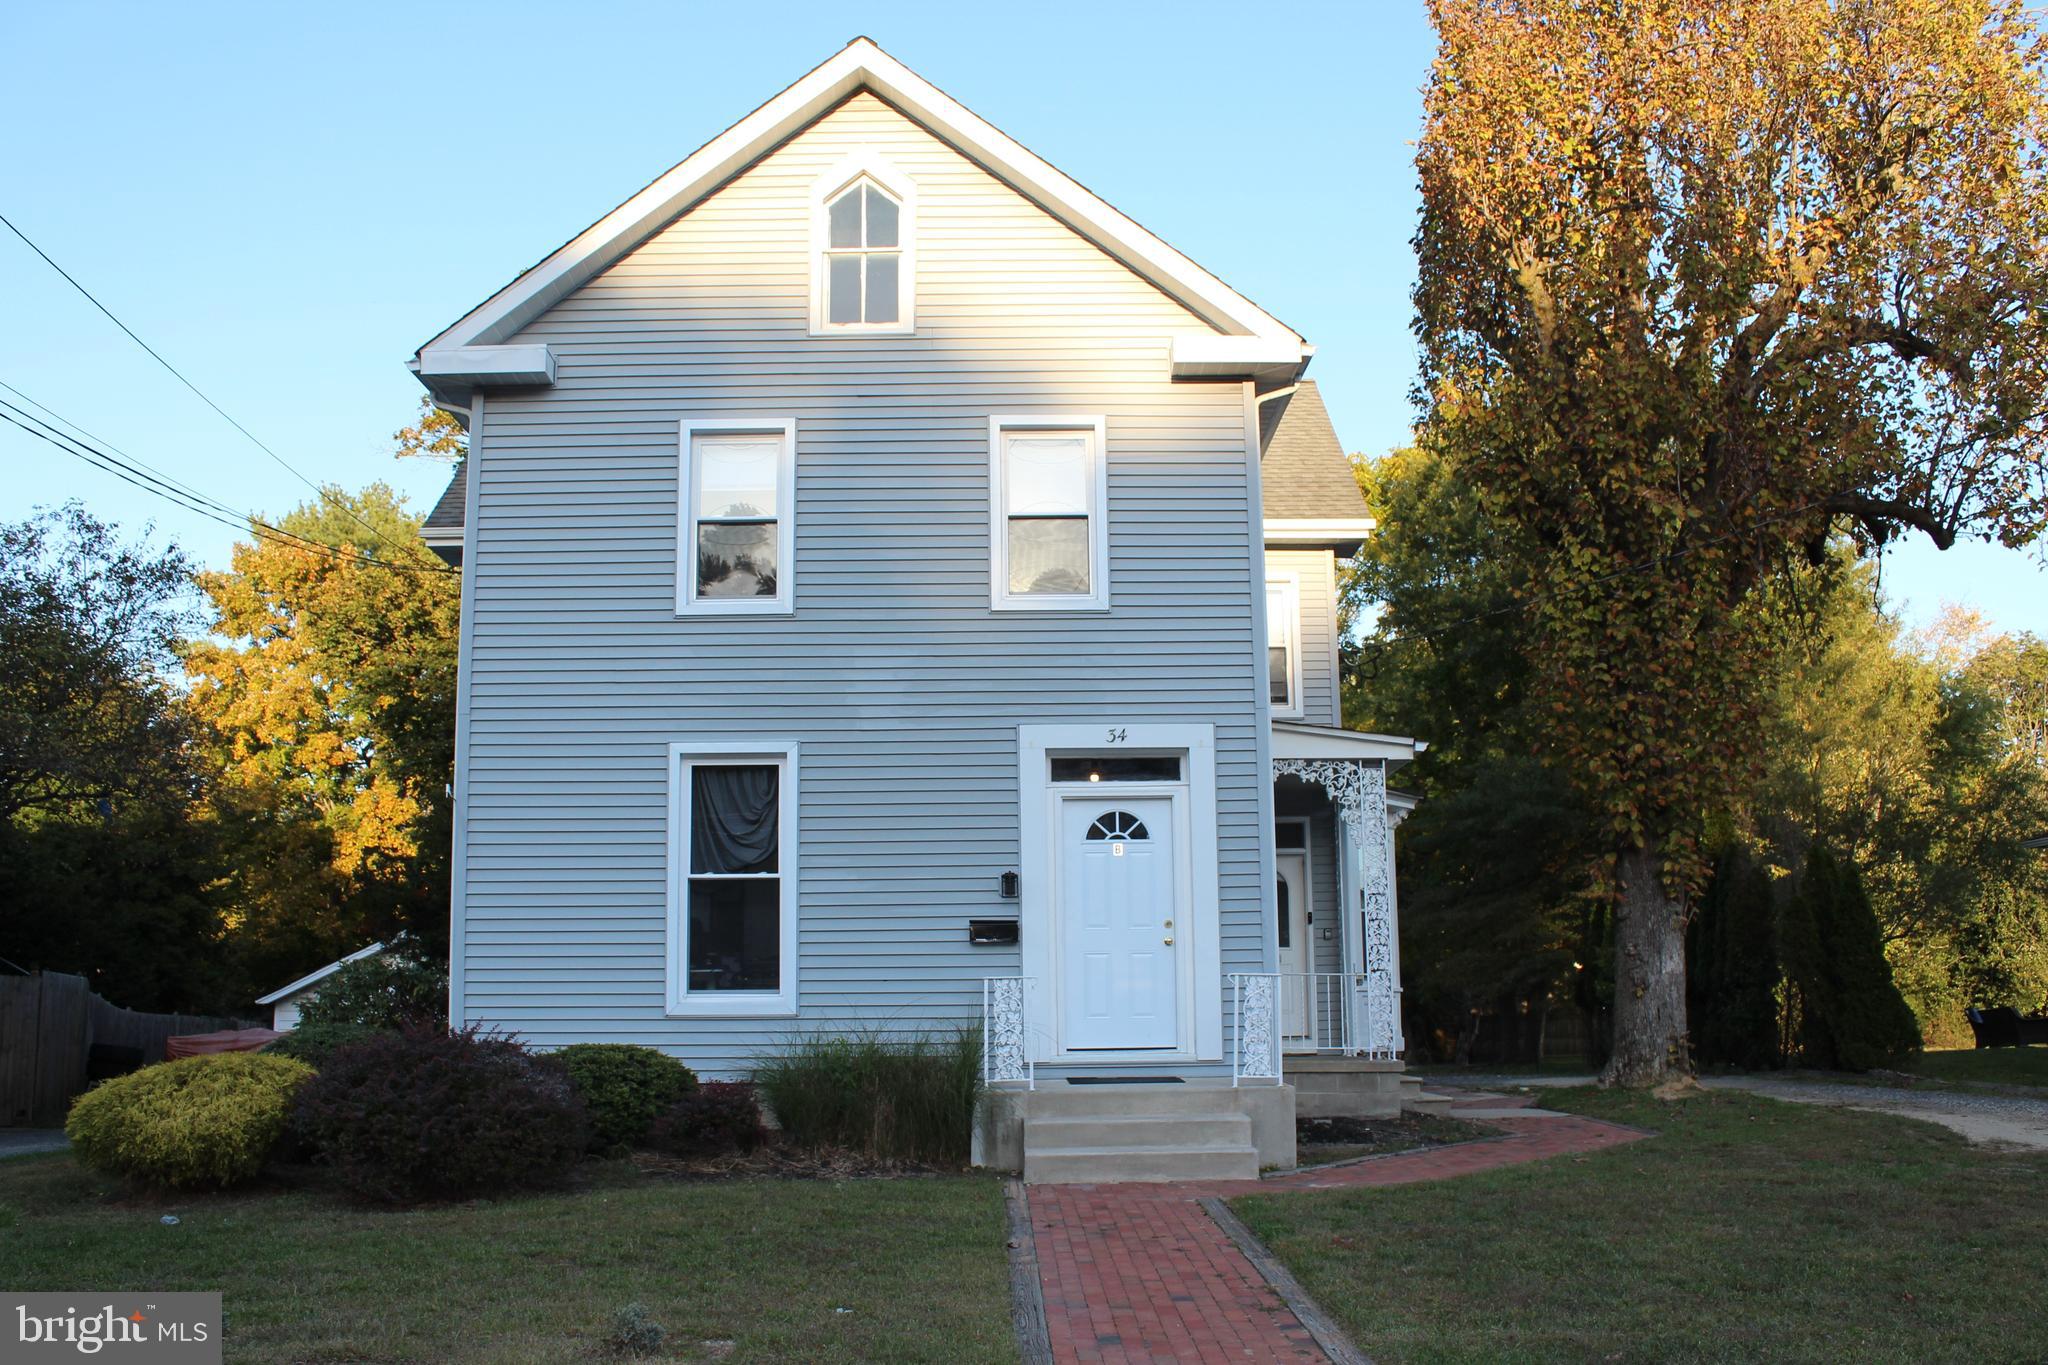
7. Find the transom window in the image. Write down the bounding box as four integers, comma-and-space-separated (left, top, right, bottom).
669, 745, 798, 1016
678, 420, 795, 615
825, 180, 902, 326
1086, 810, 1150, 841
990, 417, 1109, 611
1050, 755, 1183, 784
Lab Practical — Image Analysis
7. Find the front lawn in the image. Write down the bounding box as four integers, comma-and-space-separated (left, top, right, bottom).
1895, 1045, 2048, 1091
1233, 1088, 2048, 1363
0, 1154, 1013, 1363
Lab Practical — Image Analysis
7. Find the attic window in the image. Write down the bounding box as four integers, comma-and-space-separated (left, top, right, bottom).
811, 156, 915, 334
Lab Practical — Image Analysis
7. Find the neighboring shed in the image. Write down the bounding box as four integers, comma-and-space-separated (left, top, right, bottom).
255, 942, 385, 1031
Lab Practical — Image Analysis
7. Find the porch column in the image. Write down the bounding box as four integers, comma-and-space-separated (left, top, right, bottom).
1272, 757, 1402, 1058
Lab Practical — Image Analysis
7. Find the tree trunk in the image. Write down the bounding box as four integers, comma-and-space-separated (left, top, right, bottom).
1600, 846, 1694, 1088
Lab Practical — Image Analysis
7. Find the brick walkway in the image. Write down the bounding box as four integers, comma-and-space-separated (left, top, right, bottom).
1023, 1095, 1649, 1363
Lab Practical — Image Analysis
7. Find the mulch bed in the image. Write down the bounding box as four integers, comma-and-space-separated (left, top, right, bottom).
1295, 1112, 1499, 1166
627, 1144, 962, 1182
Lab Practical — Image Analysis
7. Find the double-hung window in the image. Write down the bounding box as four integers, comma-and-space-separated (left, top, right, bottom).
668, 743, 798, 1016
989, 416, 1110, 611
811, 155, 915, 334
1265, 571, 1303, 718
678, 419, 795, 614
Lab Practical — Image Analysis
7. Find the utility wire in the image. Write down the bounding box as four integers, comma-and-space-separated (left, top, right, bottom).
0, 209, 422, 563
0, 393, 458, 577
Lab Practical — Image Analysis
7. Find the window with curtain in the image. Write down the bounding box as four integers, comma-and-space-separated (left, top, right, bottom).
823, 178, 903, 327
680, 421, 793, 614
992, 420, 1107, 609
685, 764, 781, 993
1266, 576, 1300, 715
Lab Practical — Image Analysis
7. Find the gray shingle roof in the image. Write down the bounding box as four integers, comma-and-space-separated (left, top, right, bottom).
424, 461, 466, 530
1259, 381, 1370, 521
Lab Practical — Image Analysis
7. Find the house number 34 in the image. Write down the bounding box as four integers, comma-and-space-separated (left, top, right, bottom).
1105, 728, 1128, 743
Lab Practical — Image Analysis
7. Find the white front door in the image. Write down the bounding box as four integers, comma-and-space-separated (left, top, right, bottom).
1060, 795, 1179, 1051
1277, 852, 1311, 1042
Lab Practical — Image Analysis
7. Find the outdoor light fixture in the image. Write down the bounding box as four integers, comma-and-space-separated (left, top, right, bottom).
999, 871, 1020, 899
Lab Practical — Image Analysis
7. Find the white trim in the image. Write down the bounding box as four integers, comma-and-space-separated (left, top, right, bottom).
1018, 724, 1222, 1062
255, 942, 386, 1006
411, 38, 1305, 364
1243, 382, 1281, 980
808, 150, 917, 336
1270, 722, 1425, 766
447, 390, 483, 1030
989, 415, 1110, 612
414, 343, 558, 388
1170, 334, 1308, 382
677, 418, 797, 616
665, 741, 801, 1018
1262, 518, 1378, 552
1264, 569, 1304, 721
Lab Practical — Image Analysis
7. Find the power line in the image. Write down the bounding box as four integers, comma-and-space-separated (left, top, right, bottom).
0, 208, 422, 563
0, 394, 458, 578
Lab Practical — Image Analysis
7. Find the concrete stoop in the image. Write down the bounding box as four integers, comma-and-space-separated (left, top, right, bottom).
978, 1081, 1295, 1182
1398, 1074, 1457, 1118
1279, 1056, 1458, 1120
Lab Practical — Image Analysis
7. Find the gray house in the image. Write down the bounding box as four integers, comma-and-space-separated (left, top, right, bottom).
413, 38, 1425, 1180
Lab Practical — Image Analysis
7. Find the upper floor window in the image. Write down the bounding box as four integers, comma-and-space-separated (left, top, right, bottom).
1266, 572, 1303, 718
810, 155, 915, 334
678, 419, 795, 615
989, 416, 1110, 612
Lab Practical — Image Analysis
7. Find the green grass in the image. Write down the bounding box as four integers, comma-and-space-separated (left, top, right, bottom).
1894, 1045, 2048, 1090
0, 1154, 1013, 1363
1233, 1088, 2048, 1364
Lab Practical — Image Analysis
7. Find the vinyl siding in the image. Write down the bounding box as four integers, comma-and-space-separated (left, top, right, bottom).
1265, 548, 1341, 727
456, 93, 1267, 1075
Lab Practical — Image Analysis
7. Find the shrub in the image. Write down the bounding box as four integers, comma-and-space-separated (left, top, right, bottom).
263, 1019, 390, 1069
295, 948, 447, 1032
603, 1304, 666, 1357
556, 1044, 698, 1150
646, 1081, 766, 1157
66, 1052, 313, 1190
293, 1028, 586, 1203
1780, 845, 1924, 1071
752, 1028, 982, 1165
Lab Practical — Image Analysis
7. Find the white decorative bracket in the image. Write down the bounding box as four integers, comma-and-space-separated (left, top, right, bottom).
1272, 757, 1402, 1058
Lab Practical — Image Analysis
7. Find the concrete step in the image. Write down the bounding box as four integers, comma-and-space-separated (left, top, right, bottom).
1024, 1142, 1260, 1183
1025, 1112, 1252, 1151
1024, 1085, 1252, 1120
1401, 1088, 1457, 1118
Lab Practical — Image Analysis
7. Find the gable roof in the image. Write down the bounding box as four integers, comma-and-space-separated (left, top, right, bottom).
255, 942, 386, 1007
421, 460, 465, 565
1260, 380, 1372, 533
410, 38, 1307, 396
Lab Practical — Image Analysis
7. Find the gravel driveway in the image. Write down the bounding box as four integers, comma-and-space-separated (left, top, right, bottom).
1699, 1075, 2048, 1150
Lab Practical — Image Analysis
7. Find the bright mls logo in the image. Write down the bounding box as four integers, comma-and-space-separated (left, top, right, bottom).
5, 1293, 221, 1363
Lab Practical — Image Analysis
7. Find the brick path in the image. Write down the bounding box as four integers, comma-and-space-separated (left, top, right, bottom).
1022, 1094, 1649, 1363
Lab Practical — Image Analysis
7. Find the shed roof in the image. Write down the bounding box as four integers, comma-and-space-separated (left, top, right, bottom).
255, 942, 386, 1007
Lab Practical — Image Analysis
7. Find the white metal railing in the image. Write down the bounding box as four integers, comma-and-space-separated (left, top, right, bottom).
1274, 973, 1405, 1060
981, 977, 1035, 1090
1229, 972, 1283, 1085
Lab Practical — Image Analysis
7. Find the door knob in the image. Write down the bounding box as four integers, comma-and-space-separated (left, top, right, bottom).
1163, 936, 1174, 946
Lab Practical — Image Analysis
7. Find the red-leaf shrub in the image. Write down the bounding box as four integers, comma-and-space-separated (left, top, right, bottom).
646, 1081, 766, 1157
293, 1028, 586, 1202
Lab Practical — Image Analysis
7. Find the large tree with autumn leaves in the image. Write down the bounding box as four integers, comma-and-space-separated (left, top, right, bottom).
1415, 0, 2048, 1085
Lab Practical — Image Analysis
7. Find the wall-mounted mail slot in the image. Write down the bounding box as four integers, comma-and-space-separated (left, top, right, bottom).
968, 919, 1021, 945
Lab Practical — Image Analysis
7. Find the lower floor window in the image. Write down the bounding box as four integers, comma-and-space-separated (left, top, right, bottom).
672, 747, 797, 1012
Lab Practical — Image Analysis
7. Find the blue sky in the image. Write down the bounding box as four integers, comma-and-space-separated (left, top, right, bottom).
2, 0, 2040, 636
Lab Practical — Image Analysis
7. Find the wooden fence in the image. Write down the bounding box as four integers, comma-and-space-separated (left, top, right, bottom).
0, 972, 248, 1128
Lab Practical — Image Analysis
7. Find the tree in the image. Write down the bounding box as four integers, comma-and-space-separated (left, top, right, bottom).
184, 486, 459, 988
1779, 845, 1923, 1070
1416, 0, 2048, 1085
0, 505, 229, 1009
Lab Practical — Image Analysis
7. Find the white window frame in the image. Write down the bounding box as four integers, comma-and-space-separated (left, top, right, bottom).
989, 414, 1110, 612
809, 151, 916, 336
676, 418, 796, 616
666, 741, 799, 1018
1265, 570, 1304, 720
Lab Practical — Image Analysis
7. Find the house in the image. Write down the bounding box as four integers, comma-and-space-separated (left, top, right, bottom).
254, 943, 385, 1031
411, 38, 1426, 1180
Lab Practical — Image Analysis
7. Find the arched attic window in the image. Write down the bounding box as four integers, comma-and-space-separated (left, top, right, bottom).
812, 157, 915, 334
